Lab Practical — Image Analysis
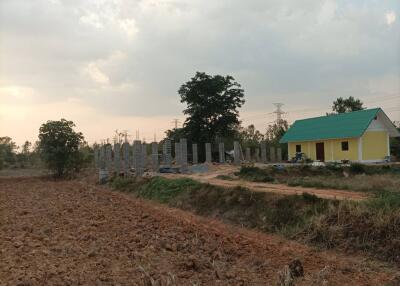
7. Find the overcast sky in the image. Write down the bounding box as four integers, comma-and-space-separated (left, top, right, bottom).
1, 0, 399, 145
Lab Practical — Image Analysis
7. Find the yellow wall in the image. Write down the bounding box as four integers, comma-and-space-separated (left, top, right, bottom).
362, 131, 388, 161
288, 137, 358, 161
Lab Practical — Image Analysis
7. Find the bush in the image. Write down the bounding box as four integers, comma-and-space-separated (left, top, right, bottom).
236, 166, 274, 182
349, 162, 365, 174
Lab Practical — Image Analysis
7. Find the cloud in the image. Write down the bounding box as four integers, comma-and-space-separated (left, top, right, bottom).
83, 63, 110, 85
0, 0, 399, 144
118, 18, 139, 38
386, 11, 396, 25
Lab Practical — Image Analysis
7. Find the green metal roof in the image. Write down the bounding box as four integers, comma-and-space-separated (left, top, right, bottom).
279, 108, 381, 143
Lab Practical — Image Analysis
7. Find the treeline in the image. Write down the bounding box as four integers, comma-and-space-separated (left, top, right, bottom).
0, 119, 94, 175
0, 137, 41, 169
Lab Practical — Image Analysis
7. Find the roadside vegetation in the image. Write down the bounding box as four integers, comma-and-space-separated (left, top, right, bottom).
111, 174, 400, 264
236, 164, 400, 193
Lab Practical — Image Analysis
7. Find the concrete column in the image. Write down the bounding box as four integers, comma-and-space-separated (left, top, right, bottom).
114, 143, 121, 174
192, 144, 198, 164
174, 142, 181, 165
99, 145, 106, 169
277, 147, 282, 162
94, 146, 100, 168
205, 143, 212, 163
245, 147, 251, 162
270, 146, 276, 163
105, 144, 113, 171
180, 138, 188, 173
233, 141, 241, 165
255, 148, 260, 162
133, 140, 143, 177
163, 139, 172, 167
142, 143, 147, 168
122, 142, 130, 176
261, 142, 267, 163
218, 142, 225, 163
151, 142, 159, 172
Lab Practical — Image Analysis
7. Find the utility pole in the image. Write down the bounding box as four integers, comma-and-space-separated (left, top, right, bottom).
273, 103, 285, 127
172, 119, 180, 129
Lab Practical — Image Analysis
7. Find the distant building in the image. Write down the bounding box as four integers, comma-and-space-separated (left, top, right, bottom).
280, 108, 400, 163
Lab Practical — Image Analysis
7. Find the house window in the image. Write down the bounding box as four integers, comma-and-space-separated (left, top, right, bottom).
296, 144, 301, 153
341, 141, 349, 151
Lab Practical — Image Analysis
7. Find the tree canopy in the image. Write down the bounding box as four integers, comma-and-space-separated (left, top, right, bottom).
38, 119, 84, 176
178, 72, 245, 143
332, 96, 364, 113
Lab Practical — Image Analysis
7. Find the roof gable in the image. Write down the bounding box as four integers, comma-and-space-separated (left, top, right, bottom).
280, 108, 381, 143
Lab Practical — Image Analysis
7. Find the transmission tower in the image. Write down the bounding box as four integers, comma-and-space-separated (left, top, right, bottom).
172, 119, 180, 129
273, 103, 285, 127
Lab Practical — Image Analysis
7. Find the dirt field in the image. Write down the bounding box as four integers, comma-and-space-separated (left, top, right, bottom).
0, 176, 397, 285
162, 165, 369, 201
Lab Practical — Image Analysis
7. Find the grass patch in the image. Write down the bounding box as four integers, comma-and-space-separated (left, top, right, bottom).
236, 166, 274, 182
215, 174, 236, 181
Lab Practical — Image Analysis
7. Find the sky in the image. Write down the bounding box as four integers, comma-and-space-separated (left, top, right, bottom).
0, 0, 399, 146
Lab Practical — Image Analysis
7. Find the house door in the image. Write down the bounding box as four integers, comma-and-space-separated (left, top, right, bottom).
316, 143, 325, 162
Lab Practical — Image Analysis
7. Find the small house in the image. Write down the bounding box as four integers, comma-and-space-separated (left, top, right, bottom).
279, 108, 400, 163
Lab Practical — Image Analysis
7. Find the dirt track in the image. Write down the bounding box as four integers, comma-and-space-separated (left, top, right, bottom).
0, 177, 396, 285
163, 165, 369, 201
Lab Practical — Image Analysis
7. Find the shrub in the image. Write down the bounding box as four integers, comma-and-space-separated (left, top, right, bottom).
349, 162, 365, 174
236, 166, 274, 182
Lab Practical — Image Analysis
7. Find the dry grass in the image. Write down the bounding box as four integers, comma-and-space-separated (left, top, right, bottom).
287, 174, 400, 193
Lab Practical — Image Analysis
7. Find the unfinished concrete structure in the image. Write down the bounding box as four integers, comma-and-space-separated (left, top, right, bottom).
94, 146, 100, 168
99, 145, 106, 169
174, 142, 181, 165
163, 139, 172, 167
133, 140, 144, 176
180, 138, 188, 173
261, 142, 267, 163
233, 141, 241, 165
270, 146, 276, 162
192, 144, 198, 164
151, 142, 159, 171
122, 142, 130, 176
205, 143, 212, 163
245, 147, 251, 162
218, 142, 225, 163
255, 148, 260, 162
114, 143, 121, 174
277, 147, 282, 162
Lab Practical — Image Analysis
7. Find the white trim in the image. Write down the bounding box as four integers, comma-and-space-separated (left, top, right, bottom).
358, 136, 362, 161
387, 132, 390, 157
359, 159, 387, 163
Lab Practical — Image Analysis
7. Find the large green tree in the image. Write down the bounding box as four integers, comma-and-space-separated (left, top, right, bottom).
38, 119, 84, 176
332, 96, 364, 113
178, 72, 245, 143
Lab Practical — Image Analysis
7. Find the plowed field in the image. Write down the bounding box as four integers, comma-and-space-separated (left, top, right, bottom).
0, 177, 397, 285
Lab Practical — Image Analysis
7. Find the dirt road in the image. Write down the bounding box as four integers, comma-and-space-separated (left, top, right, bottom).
0, 177, 395, 285
162, 165, 369, 201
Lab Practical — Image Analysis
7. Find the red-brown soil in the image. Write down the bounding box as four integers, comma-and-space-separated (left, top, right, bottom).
0, 177, 397, 285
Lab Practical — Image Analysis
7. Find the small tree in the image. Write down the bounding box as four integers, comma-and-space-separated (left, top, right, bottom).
332, 96, 364, 113
38, 119, 84, 176
237, 124, 265, 149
